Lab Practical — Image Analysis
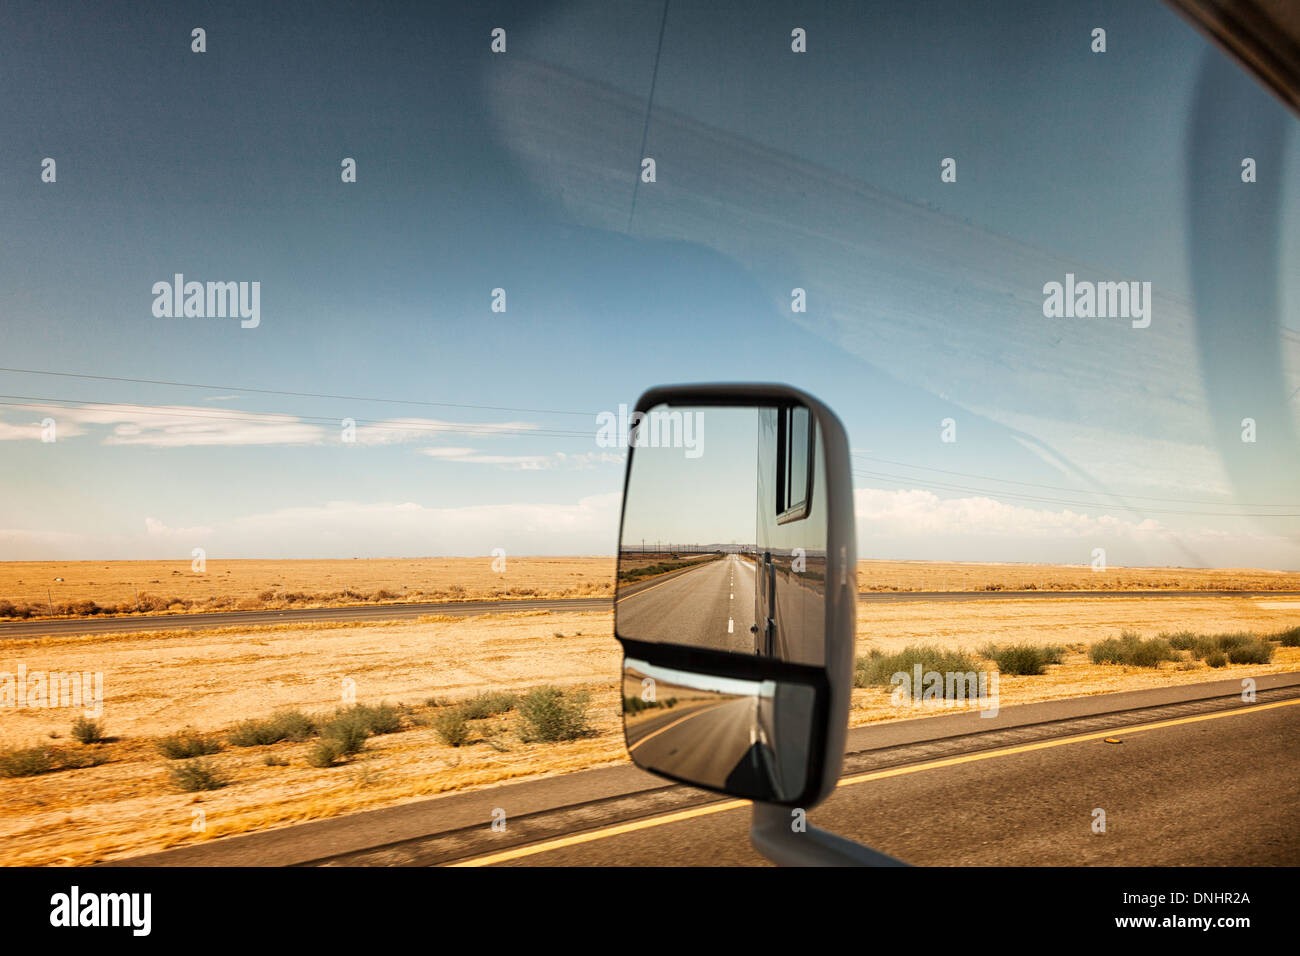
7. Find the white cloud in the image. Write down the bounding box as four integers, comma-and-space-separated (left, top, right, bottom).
851, 487, 1300, 568
223, 494, 622, 555
0, 405, 541, 450
2, 487, 1297, 565
556, 451, 626, 468
353, 417, 538, 447
0, 418, 87, 441
144, 517, 214, 538
854, 487, 1169, 540
2, 403, 324, 447
416, 446, 625, 470
418, 447, 552, 468
0, 493, 623, 559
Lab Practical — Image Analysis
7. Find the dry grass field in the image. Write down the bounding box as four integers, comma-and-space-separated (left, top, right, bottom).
855, 559, 1300, 592
2, 557, 1298, 622
850, 595, 1300, 720
0, 609, 622, 865
1, 582, 1297, 865
0, 557, 616, 619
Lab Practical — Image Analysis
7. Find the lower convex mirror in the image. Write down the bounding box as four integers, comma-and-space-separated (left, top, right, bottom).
623, 655, 823, 803
614, 386, 856, 808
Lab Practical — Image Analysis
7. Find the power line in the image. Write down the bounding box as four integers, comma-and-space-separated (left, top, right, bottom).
3, 367, 1292, 510
0, 367, 595, 417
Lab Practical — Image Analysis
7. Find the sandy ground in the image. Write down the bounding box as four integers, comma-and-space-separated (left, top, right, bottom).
0, 594, 1296, 865
0, 557, 617, 616
0, 610, 623, 865
850, 595, 1300, 721
855, 559, 1300, 592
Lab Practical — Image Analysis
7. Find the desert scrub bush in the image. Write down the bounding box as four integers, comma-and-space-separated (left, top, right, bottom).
0, 747, 58, 777
622, 695, 678, 713
228, 710, 316, 747
1164, 631, 1202, 651
320, 711, 369, 755
62, 599, 105, 616
168, 758, 228, 792
1166, 631, 1274, 664
263, 754, 289, 767
1226, 638, 1273, 665
70, 717, 107, 744
0, 746, 107, 776
1089, 633, 1177, 667
515, 686, 593, 742
854, 646, 983, 697
156, 729, 221, 760
617, 556, 719, 583
979, 643, 1065, 676
305, 739, 345, 768
1204, 632, 1253, 653
136, 593, 188, 612
1275, 625, 1300, 647
433, 709, 471, 746
335, 702, 403, 736
1205, 651, 1229, 668
457, 691, 519, 720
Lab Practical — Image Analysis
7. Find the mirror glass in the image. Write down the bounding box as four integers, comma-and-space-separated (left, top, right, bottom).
623, 657, 816, 803
616, 401, 829, 803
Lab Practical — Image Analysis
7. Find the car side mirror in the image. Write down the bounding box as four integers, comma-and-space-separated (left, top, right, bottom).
614, 383, 904, 866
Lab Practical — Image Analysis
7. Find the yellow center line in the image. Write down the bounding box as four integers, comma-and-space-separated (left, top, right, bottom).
626, 701, 727, 753
448, 696, 1300, 867
447, 798, 752, 867
837, 696, 1300, 786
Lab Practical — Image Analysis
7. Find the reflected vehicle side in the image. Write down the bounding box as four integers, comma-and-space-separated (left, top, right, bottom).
755, 405, 826, 666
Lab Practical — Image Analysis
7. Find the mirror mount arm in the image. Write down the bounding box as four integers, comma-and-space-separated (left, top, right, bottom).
749, 802, 908, 867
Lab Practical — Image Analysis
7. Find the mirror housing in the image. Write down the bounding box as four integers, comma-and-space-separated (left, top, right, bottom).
613, 383, 858, 811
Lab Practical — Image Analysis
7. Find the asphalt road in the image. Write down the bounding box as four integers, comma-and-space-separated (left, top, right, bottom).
616, 554, 756, 651
0, 596, 612, 639
8, 585, 1299, 639
626, 695, 760, 794
120, 673, 1300, 868
475, 688, 1300, 867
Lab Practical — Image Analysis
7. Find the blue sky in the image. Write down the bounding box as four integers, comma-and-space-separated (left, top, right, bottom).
1, 0, 1298, 567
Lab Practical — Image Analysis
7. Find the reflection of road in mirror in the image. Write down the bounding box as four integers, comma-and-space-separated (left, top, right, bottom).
623, 662, 790, 801
616, 553, 757, 651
